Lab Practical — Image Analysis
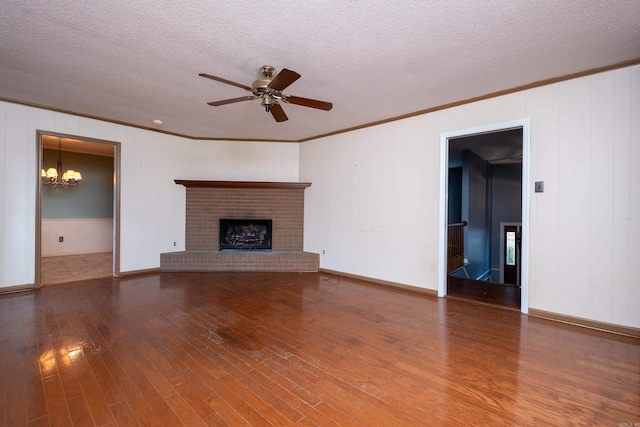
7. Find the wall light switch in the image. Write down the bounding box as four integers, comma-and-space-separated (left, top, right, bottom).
535, 181, 544, 193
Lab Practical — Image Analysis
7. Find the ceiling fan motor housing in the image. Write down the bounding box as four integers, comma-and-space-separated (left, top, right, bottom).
252, 65, 278, 97
259, 65, 275, 77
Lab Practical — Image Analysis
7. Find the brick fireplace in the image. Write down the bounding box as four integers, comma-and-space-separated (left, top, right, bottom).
160, 180, 319, 272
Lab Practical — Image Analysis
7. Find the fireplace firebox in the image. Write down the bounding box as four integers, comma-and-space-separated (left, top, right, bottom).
220, 219, 272, 251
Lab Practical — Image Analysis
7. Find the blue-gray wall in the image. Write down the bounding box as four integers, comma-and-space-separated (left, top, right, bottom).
42, 149, 114, 218
461, 150, 492, 280
448, 167, 462, 223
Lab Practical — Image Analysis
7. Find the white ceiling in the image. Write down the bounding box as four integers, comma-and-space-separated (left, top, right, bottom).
42, 135, 115, 157
1, 1, 639, 142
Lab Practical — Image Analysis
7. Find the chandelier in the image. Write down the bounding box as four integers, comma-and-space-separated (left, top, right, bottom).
41, 139, 82, 189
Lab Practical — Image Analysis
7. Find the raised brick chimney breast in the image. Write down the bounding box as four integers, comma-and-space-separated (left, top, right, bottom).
160, 181, 319, 272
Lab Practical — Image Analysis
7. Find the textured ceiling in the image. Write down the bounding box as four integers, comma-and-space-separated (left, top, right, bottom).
1, 1, 639, 142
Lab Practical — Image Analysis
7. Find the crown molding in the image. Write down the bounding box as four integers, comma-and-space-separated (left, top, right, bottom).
3, 57, 639, 143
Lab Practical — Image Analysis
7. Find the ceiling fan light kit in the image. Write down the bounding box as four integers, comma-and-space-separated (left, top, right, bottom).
199, 65, 332, 123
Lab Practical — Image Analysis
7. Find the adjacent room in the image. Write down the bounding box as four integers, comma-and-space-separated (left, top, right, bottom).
40, 136, 116, 285
1, 1, 638, 426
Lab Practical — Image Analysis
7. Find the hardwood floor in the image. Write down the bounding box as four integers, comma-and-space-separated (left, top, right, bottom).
447, 275, 521, 309
41, 252, 113, 286
1, 271, 638, 426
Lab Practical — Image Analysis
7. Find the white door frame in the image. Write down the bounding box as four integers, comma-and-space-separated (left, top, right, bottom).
437, 119, 530, 314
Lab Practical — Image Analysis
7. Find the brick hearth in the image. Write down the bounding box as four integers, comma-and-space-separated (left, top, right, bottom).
160, 181, 319, 272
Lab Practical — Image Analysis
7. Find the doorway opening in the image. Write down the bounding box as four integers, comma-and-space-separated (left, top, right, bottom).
36, 131, 121, 287
500, 222, 522, 285
438, 119, 530, 313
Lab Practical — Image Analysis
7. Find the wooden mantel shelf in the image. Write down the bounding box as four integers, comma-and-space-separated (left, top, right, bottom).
174, 180, 311, 189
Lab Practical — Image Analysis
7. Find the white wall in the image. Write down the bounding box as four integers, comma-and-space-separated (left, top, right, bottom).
301, 65, 640, 329
0, 101, 299, 287
300, 114, 443, 289
2, 65, 638, 329
42, 218, 113, 256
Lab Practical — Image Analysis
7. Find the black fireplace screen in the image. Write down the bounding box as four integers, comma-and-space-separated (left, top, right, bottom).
219, 219, 272, 250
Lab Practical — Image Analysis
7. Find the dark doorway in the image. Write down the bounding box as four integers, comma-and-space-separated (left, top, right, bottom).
446, 128, 523, 308
503, 224, 521, 285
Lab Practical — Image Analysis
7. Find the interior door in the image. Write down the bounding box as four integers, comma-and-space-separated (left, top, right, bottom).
503, 225, 521, 285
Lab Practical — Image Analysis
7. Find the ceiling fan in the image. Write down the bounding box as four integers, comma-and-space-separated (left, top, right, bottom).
199, 65, 333, 123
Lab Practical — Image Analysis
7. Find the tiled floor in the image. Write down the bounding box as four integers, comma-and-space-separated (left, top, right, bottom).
40, 252, 113, 286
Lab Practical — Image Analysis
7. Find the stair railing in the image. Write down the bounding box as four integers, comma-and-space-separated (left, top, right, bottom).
447, 221, 468, 273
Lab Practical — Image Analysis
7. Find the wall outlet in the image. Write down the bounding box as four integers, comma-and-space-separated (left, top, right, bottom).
322, 249, 325, 255
173, 241, 177, 247
59, 236, 64, 242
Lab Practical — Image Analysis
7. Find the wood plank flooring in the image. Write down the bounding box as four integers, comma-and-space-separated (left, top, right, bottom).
447, 275, 521, 309
1, 271, 638, 426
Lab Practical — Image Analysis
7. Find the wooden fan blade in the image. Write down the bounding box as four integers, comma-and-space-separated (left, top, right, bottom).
268, 69, 301, 91
199, 73, 252, 91
286, 96, 333, 111
270, 103, 288, 122
207, 96, 255, 106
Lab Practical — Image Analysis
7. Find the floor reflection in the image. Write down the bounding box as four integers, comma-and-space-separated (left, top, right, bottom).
0, 272, 638, 426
